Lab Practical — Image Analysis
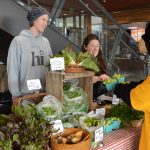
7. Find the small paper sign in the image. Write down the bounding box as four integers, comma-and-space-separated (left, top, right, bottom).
112, 94, 120, 105
50, 57, 64, 71
88, 110, 95, 116
51, 120, 64, 134
27, 79, 41, 91
96, 108, 105, 116
95, 127, 103, 143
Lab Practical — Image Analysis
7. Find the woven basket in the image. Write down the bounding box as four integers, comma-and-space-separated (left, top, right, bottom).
13, 93, 47, 107
51, 128, 91, 150
65, 65, 85, 73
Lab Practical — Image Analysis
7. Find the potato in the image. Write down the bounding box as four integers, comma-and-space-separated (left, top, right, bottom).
71, 137, 81, 144
56, 136, 63, 144
74, 131, 83, 140
66, 135, 72, 144
62, 137, 67, 144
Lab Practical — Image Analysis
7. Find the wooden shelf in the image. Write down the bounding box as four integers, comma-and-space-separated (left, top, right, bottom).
46, 71, 95, 110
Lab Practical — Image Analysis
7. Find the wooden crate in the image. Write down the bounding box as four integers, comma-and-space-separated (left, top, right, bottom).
46, 71, 95, 110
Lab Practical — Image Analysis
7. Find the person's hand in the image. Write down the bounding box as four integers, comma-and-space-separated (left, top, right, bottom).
92, 76, 100, 84
92, 74, 110, 83
99, 74, 110, 81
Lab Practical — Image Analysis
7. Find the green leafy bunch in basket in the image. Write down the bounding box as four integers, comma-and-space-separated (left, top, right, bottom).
52, 48, 100, 72
103, 73, 125, 91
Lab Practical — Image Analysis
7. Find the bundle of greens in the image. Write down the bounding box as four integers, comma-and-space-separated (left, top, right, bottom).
63, 81, 89, 113
52, 48, 100, 72
106, 103, 144, 127
0, 104, 54, 150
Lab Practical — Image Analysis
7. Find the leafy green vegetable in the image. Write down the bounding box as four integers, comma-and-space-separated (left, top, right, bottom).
78, 57, 100, 72
0, 104, 54, 149
42, 107, 56, 116
0, 140, 12, 150
76, 51, 91, 62
63, 82, 72, 91
65, 90, 82, 99
61, 48, 76, 65
106, 103, 144, 127
63, 81, 88, 113
52, 48, 100, 72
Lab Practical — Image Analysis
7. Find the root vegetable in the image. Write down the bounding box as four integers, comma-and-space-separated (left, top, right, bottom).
71, 137, 81, 144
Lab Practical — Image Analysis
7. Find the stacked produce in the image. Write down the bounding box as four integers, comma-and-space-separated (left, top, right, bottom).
103, 117, 121, 133
112, 73, 125, 83
103, 73, 125, 91
51, 128, 91, 150
84, 117, 102, 127
54, 130, 83, 144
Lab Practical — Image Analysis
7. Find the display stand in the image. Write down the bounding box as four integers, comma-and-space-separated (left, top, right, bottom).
46, 71, 95, 110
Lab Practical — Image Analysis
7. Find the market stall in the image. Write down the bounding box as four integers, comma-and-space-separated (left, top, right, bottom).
0, 49, 144, 149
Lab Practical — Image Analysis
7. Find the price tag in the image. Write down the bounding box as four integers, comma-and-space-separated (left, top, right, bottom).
96, 108, 105, 116
112, 94, 120, 105
51, 120, 64, 134
88, 110, 95, 116
95, 127, 103, 143
27, 79, 41, 91
50, 57, 64, 71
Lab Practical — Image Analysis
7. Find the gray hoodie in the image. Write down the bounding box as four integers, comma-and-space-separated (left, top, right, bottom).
7, 29, 53, 98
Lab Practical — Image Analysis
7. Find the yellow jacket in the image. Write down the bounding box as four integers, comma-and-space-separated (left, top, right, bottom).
131, 75, 150, 150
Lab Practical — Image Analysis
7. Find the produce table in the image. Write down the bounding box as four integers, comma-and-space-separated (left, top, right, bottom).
93, 127, 141, 150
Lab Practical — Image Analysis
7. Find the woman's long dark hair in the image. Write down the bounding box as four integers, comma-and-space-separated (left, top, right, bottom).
81, 34, 108, 75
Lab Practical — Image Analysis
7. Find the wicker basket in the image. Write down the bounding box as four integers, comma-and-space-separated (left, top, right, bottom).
13, 93, 47, 107
65, 65, 85, 73
51, 128, 91, 150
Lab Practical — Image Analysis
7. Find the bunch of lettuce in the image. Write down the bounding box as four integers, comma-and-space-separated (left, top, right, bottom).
63, 81, 89, 113
53, 48, 100, 72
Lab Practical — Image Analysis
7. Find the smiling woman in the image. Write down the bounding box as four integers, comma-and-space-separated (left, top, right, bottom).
81, 34, 110, 99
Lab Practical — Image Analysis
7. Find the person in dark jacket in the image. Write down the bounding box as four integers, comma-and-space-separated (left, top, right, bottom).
138, 23, 150, 75
141, 23, 150, 55
114, 24, 150, 149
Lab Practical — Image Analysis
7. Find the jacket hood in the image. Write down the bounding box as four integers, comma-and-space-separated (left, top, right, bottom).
19, 29, 42, 38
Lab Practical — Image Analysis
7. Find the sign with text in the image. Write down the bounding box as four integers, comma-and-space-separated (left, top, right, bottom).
112, 94, 120, 105
27, 79, 41, 91
51, 120, 64, 134
50, 57, 65, 71
95, 127, 103, 143
96, 108, 105, 116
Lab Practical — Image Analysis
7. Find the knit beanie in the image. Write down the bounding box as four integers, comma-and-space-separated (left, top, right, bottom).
27, 6, 48, 23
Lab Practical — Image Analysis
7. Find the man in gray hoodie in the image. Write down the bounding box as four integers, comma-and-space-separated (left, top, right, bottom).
7, 6, 53, 99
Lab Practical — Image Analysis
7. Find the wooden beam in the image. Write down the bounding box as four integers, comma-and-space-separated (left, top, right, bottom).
110, 8, 150, 24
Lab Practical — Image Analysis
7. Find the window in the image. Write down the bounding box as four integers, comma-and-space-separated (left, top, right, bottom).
131, 28, 145, 42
